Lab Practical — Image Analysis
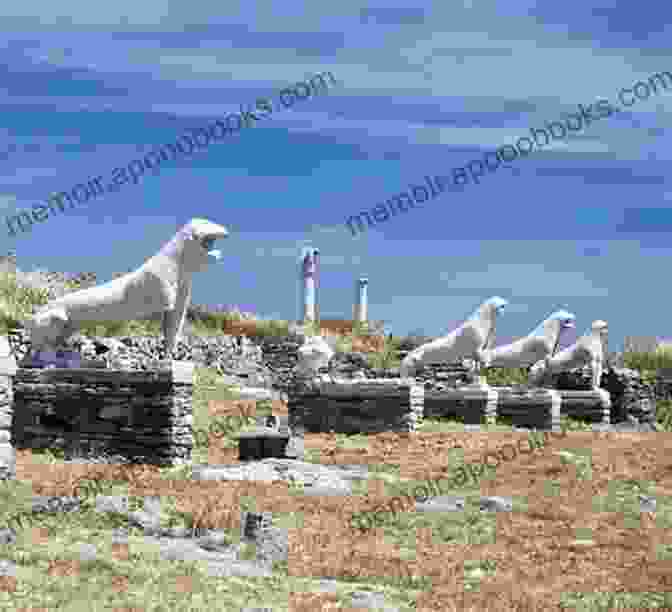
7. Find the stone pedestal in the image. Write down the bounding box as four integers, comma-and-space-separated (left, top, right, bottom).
424, 386, 497, 426
498, 388, 561, 431
11, 360, 195, 466
288, 380, 424, 434
424, 385, 609, 430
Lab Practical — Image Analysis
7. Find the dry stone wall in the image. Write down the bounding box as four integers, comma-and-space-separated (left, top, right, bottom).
547, 365, 657, 427
600, 367, 657, 427
8, 329, 275, 389
257, 337, 302, 393
653, 368, 672, 402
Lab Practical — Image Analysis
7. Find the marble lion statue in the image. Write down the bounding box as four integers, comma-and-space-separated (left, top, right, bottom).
484, 309, 576, 369
528, 320, 608, 389
399, 296, 508, 378
25, 218, 228, 356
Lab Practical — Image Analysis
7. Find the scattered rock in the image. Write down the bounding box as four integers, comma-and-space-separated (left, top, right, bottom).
479, 496, 513, 512
415, 496, 466, 513
0, 528, 16, 546
638, 494, 657, 512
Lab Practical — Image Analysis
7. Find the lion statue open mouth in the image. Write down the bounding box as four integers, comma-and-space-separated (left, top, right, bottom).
25, 218, 228, 359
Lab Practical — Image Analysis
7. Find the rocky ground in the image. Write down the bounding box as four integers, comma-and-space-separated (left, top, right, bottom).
1, 422, 670, 610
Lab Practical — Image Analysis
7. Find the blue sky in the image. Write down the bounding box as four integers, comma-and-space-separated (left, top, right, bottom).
1, 1, 671, 351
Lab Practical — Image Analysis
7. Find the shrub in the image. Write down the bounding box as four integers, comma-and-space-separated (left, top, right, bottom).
657, 400, 672, 431
187, 304, 259, 335
623, 349, 672, 374
484, 367, 529, 387
251, 319, 290, 339
334, 333, 354, 354
365, 334, 401, 370
0, 271, 50, 334
302, 320, 321, 337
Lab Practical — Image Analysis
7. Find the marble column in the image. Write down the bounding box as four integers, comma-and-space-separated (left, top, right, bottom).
300, 247, 319, 323
354, 277, 369, 323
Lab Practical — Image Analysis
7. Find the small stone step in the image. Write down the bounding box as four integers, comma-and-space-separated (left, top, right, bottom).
237, 428, 292, 461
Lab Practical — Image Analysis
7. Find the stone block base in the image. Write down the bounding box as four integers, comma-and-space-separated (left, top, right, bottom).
497, 388, 561, 431
288, 380, 424, 434
425, 386, 610, 430
10, 361, 195, 467
425, 387, 497, 426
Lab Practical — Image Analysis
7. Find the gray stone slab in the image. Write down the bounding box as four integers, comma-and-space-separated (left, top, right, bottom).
350, 590, 387, 608
299, 485, 353, 497
479, 496, 513, 512
638, 494, 657, 512
415, 496, 466, 513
